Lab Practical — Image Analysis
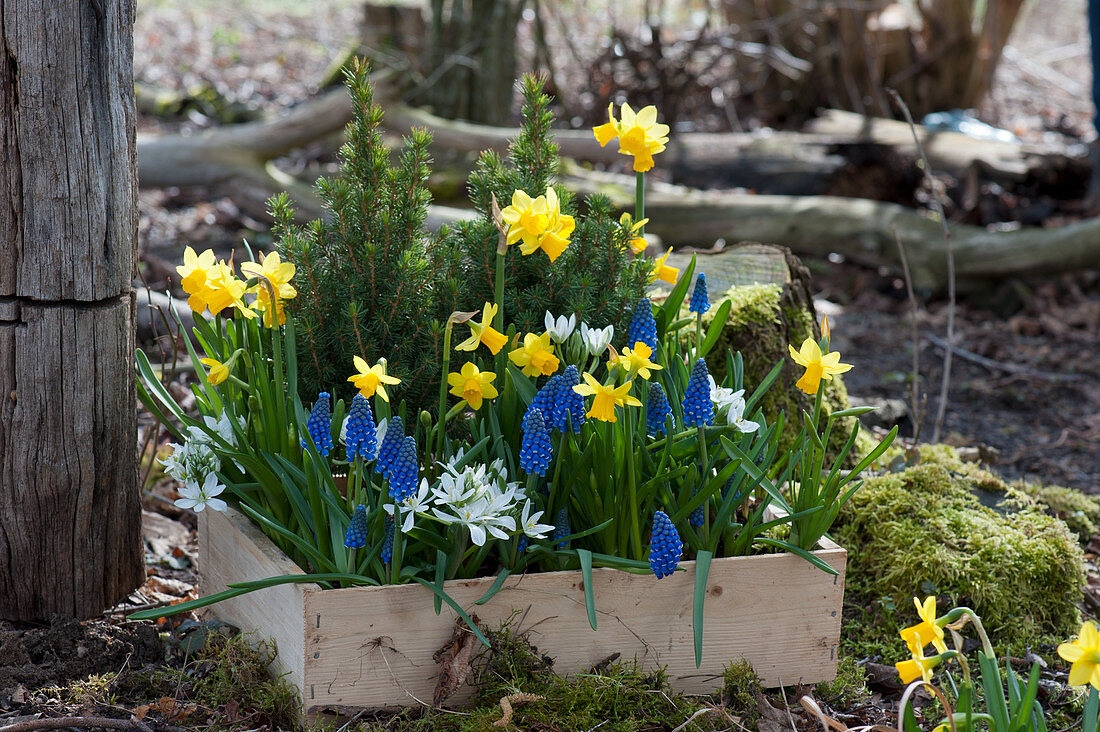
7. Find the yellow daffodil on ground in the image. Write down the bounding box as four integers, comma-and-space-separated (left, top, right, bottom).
200, 357, 230, 385
177, 247, 217, 301
500, 189, 549, 252
650, 248, 679, 285
611, 341, 662, 380
1058, 621, 1100, 689
447, 362, 498, 410
895, 629, 940, 684
508, 332, 560, 377
348, 356, 401, 402
455, 302, 508, 355
593, 103, 670, 172
241, 251, 297, 327
539, 188, 574, 262
900, 596, 948, 655
573, 372, 641, 423
788, 338, 853, 395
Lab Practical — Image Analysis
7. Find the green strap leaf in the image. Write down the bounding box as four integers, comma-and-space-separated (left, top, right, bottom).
411, 577, 490, 647
693, 550, 713, 668
434, 549, 447, 614
577, 549, 597, 631
474, 567, 512, 606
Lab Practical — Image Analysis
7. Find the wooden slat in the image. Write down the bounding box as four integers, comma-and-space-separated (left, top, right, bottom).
199, 508, 316, 696
303, 548, 845, 709
203, 506, 845, 712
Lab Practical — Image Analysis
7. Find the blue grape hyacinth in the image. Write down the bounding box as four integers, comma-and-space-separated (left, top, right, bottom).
345, 394, 378, 462
344, 504, 368, 548
517, 534, 529, 554
649, 510, 683, 579
381, 515, 395, 563
375, 415, 404, 476
645, 382, 673, 435
689, 489, 705, 527
520, 408, 553, 476
682, 359, 714, 428
625, 298, 659, 351
302, 392, 334, 455
550, 365, 585, 432
688, 273, 709, 314
553, 508, 570, 549
387, 436, 419, 502
528, 374, 561, 423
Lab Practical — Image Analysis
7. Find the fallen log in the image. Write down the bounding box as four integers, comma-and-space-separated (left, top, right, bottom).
563, 169, 1100, 293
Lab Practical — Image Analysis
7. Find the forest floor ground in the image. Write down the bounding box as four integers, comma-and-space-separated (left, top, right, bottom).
2, 1, 1097, 730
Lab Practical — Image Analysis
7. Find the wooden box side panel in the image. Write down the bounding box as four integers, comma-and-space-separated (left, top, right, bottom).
303, 545, 846, 710
199, 507, 311, 696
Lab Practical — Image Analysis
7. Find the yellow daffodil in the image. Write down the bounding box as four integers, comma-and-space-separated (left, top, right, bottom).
500, 189, 549, 252
446, 362, 498, 410
650, 248, 679, 285
202, 262, 255, 319
348, 356, 401, 402
593, 103, 670, 173
1058, 621, 1100, 689
199, 357, 230, 385
788, 338, 853, 395
572, 372, 641, 423
619, 214, 650, 254
177, 247, 217, 302
611, 341, 662, 380
508, 332, 560, 377
539, 187, 575, 262
895, 629, 940, 684
900, 596, 948, 655
241, 251, 297, 327
455, 302, 508, 355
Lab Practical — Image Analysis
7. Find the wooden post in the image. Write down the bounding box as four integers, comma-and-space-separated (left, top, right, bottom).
0, 0, 143, 619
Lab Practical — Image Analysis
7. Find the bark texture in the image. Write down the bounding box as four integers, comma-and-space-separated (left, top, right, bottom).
0, 0, 143, 620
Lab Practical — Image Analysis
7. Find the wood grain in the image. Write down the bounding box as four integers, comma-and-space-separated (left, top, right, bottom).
202, 506, 845, 712
0, 0, 142, 620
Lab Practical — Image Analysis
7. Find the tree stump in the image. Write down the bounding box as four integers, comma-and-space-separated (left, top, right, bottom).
0, 0, 143, 620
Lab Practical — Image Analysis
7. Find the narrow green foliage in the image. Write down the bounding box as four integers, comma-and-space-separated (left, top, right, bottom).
440, 74, 651, 340
275, 60, 449, 410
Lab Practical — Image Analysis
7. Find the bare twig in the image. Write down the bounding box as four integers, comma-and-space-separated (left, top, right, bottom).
886, 88, 956, 445
0, 717, 146, 732
892, 227, 923, 441
924, 334, 1081, 382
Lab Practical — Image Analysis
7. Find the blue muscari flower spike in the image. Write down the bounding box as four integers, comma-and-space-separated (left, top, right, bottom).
649, 510, 683, 579
688, 273, 709, 314
302, 392, 334, 456
553, 508, 570, 549
626, 298, 659, 351
528, 374, 561, 423
520, 409, 553, 476
387, 436, 419, 502
645, 382, 673, 435
517, 534, 529, 553
345, 394, 378, 462
381, 515, 395, 563
689, 489, 705, 527
681, 359, 714, 428
375, 415, 404, 476
344, 504, 368, 548
550, 365, 585, 432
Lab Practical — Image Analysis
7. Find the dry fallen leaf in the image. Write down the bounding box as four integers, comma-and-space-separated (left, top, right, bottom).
432, 615, 480, 707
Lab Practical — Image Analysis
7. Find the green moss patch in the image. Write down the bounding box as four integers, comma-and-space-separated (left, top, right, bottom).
833, 450, 1085, 659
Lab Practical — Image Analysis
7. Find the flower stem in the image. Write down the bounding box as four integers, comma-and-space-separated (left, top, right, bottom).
494, 250, 506, 332
435, 321, 454, 466
635, 172, 645, 230
390, 516, 405, 585
694, 312, 703, 360
625, 408, 642, 558
697, 424, 710, 547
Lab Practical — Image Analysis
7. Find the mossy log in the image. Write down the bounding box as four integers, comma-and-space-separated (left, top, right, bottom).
698, 244, 862, 459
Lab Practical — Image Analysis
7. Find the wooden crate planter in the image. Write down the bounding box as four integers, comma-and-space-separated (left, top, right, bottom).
199, 506, 846, 712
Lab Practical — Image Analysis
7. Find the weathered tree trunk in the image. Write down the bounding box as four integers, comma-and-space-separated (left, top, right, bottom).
0, 0, 143, 619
